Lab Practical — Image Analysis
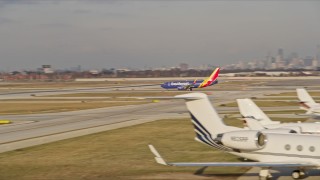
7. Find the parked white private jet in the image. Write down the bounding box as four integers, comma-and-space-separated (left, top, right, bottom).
297, 88, 320, 117
149, 93, 320, 179
237, 98, 320, 134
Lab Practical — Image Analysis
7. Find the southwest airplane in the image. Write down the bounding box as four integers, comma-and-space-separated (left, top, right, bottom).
297, 88, 320, 117
237, 98, 320, 134
149, 93, 320, 179
160, 67, 220, 91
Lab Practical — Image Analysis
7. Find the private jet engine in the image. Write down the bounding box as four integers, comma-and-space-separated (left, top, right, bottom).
216, 130, 267, 151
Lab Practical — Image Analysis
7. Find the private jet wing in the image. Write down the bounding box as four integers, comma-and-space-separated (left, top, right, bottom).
149, 145, 316, 168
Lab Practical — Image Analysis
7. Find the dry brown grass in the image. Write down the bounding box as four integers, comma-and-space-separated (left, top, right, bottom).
220, 101, 299, 107
0, 102, 147, 115
44, 91, 186, 97
266, 91, 320, 97
0, 118, 248, 180
0, 81, 162, 89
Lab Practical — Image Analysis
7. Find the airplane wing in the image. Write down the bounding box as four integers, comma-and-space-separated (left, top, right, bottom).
148, 145, 317, 168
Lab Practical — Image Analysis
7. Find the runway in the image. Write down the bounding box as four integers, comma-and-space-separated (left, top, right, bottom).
0, 101, 186, 152
0, 87, 269, 153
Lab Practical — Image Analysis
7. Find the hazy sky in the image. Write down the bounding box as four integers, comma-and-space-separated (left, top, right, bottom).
0, 0, 320, 70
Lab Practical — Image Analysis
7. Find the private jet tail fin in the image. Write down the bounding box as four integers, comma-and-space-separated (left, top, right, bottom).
237, 99, 280, 126
175, 93, 240, 137
243, 117, 266, 130
297, 88, 317, 109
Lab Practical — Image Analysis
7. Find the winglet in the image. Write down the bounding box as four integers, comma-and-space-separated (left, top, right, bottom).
148, 145, 168, 166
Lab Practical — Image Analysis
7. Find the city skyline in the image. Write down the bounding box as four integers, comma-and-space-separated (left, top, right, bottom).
0, 1, 320, 70
1, 46, 320, 72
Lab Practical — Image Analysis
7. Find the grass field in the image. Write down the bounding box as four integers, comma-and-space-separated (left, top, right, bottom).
0, 118, 249, 180
0, 81, 162, 89
271, 117, 307, 123
0, 102, 148, 115
264, 110, 305, 114
266, 91, 320, 97
220, 101, 299, 107
258, 97, 320, 102
44, 91, 186, 97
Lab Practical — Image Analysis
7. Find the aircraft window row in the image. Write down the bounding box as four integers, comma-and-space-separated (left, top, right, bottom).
285, 144, 290, 150
284, 144, 315, 152
309, 146, 315, 152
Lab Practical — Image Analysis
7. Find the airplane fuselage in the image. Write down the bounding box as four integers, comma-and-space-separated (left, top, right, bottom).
161, 80, 218, 90
265, 123, 320, 134
309, 107, 320, 116
228, 133, 320, 165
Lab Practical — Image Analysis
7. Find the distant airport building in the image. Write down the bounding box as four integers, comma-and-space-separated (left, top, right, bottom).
42, 65, 54, 74
89, 70, 99, 75
179, 63, 189, 71
304, 56, 314, 67
312, 57, 318, 67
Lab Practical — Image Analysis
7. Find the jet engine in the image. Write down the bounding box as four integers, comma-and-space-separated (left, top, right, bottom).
177, 86, 186, 90
216, 130, 267, 151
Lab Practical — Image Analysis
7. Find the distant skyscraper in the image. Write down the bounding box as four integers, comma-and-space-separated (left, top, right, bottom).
278, 48, 284, 59
312, 57, 318, 68
276, 48, 285, 68
316, 44, 320, 60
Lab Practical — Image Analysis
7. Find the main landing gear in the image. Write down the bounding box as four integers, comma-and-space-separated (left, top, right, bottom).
259, 169, 272, 180
291, 170, 306, 179
259, 168, 307, 180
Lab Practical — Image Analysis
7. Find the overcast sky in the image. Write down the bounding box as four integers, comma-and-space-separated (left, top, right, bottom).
0, 0, 320, 70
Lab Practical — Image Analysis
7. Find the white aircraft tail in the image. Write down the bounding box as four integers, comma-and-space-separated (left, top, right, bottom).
296, 88, 317, 109
237, 99, 280, 126
243, 117, 266, 130
175, 93, 240, 138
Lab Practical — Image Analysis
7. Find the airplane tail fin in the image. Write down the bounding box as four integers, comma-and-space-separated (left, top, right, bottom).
296, 88, 317, 109
175, 93, 240, 139
237, 99, 280, 125
198, 67, 220, 88
243, 117, 266, 130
